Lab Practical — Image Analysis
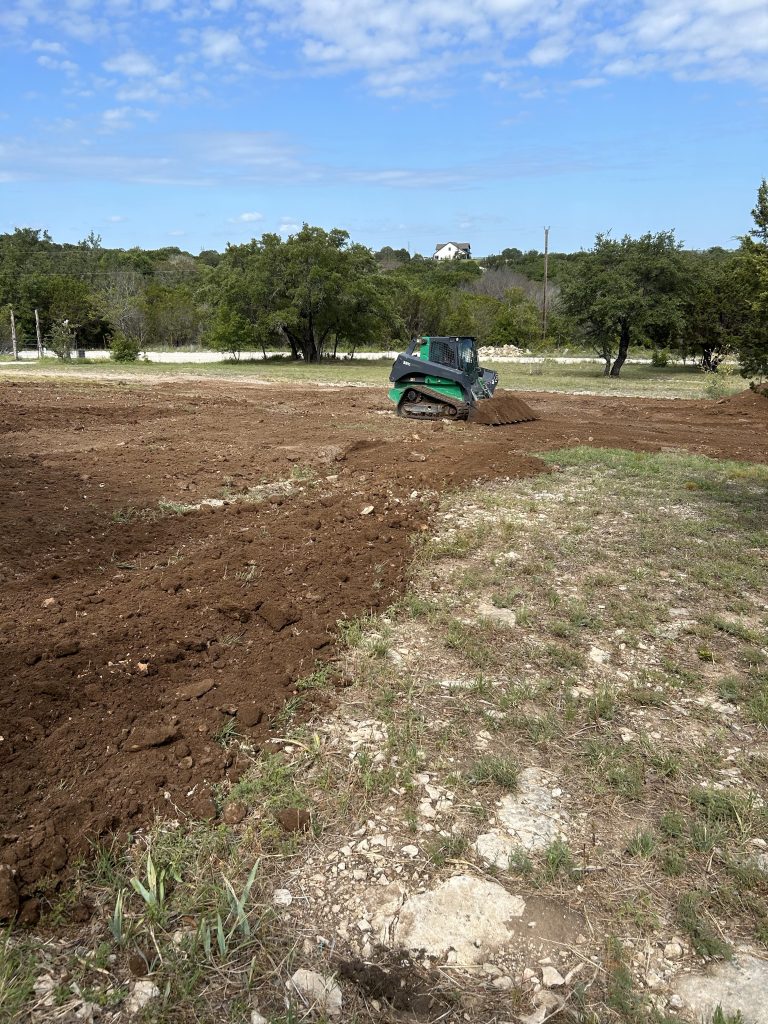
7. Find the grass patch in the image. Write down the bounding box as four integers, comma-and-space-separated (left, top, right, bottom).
469, 755, 519, 790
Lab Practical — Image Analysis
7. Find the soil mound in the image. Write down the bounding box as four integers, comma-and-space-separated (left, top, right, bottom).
709, 387, 768, 421
468, 390, 537, 426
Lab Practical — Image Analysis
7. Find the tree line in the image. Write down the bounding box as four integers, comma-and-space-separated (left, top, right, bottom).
1, 180, 766, 378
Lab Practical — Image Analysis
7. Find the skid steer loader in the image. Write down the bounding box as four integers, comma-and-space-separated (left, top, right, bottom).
388, 336, 537, 425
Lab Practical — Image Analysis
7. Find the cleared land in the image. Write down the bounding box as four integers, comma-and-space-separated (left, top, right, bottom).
1, 374, 766, 1024
0, 355, 749, 399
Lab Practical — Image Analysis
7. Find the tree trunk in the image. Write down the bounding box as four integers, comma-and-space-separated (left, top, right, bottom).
609, 320, 630, 377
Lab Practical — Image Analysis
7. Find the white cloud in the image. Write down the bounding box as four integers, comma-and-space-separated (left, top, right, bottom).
100, 106, 158, 130
571, 76, 607, 88
37, 55, 79, 75
601, 0, 768, 84
115, 70, 186, 102
199, 28, 243, 63
233, 211, 264, 222
528, 36, 571, 67
31, 39, 66, 54
107, 214, 126, 221
104, 51, 158, 77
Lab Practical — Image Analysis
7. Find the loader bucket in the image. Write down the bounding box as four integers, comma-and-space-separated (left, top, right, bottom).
468, 391, 538, 426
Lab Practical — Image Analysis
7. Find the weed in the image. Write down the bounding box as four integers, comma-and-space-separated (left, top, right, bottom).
542, 839, 576, 881
109, 889, 126, 944
111, 505, 140, 524
296, 664, 333, 691
659, 811, 685, 838
589, 685, 616, 720
712, 1009, 745, 1024
0, 931, 37, 1021
157, 498, 189, 515
508, 851, 534, 875
273, 694, 303, 729
130, 849, 176, 920
626, 831, 656, 857
603, 937, 661, 1023
445, 619, 498, 668
676, 891, 732, 960
469, 755, 519, 790
427, 834, 468, 867
215, 717, 238, 747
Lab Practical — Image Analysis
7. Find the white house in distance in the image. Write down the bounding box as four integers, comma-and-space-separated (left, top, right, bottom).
433, 241, 471, 261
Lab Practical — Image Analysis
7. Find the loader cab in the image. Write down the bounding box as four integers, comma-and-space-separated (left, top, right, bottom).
418, 336, 479, 379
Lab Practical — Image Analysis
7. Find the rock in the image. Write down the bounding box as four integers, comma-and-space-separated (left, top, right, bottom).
17, 898, 40, 927
477, 601, 516, 628
0, 865, 19, 920
222, 801, 247, 825
238, 704, 264, 728
287, 969, 343, 1017
250, 1012, 268, 1024
276, 807, 311, 832
542, 966, 565, 987
176, 679, 215, 700
520, 990, 565, 1024
664, 941, 683, 961
408, 452, 427, 462
475, 767, 567, 866
493, 975, 514, 991
382, 874, 525, 965
125, 723, 180, 751
361, 505, 375, 515
126, 979, 160, 1015
53, 640, 80, 658
273, 889, 293, 906
588, 646, 609, 665
673, 950, 768, 1024
258, 600, 300, 632
401, 844, 419, 859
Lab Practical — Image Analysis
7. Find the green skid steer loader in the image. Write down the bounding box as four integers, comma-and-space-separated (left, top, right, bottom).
388, 336, 537, 425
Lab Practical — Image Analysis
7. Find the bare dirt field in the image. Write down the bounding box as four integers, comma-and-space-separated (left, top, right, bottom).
1, 378, 767, 912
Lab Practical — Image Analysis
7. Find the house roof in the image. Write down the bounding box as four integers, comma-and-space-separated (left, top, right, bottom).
434, 241, 471, 251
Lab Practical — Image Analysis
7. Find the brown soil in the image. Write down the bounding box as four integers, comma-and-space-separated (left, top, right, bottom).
1, 379, 766, 906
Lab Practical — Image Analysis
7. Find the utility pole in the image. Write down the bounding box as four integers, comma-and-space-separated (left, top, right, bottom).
34, 308, 43, 357
10, 308, 18, 360
542, 226, 550, 343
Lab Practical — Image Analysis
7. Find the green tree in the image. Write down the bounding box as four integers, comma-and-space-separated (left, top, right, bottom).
679, 250, 747, 371
749, 178, 768, 244
560, 232, 684, 376
738, 180, 768, 379
206, 308, 255, 361
214, 226, 400, 362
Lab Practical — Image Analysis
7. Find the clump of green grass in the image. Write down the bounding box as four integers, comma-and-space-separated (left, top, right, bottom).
0, 932, 38, 1022
426, 834, 468, 867
444, 619, 498, 668
676, 891, 732, 960
626, 830, 656, 857
542, 839, 576, 881
469, 756, 519, 790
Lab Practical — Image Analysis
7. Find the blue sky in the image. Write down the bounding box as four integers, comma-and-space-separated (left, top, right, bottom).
1, 0, 766, 255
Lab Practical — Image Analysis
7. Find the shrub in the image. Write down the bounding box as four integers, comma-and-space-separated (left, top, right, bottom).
47, 321, 75, 360
651, 348, 669, 367
111, 333, 141, 362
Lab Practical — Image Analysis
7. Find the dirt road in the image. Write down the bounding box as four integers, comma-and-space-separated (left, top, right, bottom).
1, 379, 766, 903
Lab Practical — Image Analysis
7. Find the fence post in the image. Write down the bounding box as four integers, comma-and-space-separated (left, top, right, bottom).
10, 308, 18, 360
